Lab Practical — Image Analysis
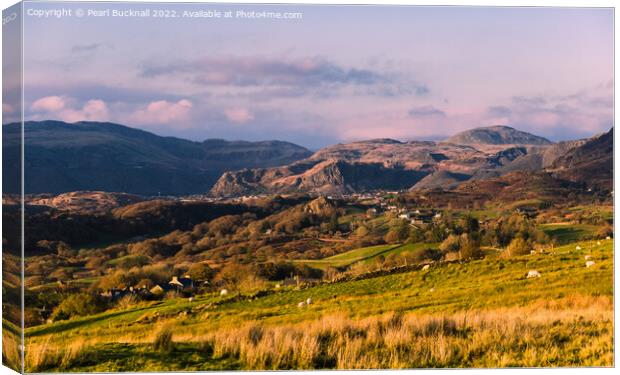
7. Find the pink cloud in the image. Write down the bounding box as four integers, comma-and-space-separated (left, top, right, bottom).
29, 96, 109, 122
81, 99, 109, 121
130, 99, 193, 125
31, 96, 66, 112
224, 107, 254, 124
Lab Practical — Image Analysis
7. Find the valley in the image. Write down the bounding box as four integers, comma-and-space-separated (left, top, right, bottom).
2, 121, 614, 371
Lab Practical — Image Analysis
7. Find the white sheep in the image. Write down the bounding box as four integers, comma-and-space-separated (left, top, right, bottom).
220, 289, 228, 296
422, 264, 430, 271
298, 301, 306, 308
530, 250, 536, 255
527, 270, 541, 279
188, 296, 195, 302
575, 245, 582, 250
584, 255, 592, 260
306, 297, 313, 305
606, 236, 611, 240
586, 261, 596, 268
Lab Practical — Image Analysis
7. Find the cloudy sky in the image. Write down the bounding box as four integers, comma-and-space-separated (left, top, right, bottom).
5, 2, 613, 148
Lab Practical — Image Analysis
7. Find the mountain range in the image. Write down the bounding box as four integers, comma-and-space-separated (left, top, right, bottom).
2, 121, 613, 196
2, 121, 311, 195
212, 126, 613, 196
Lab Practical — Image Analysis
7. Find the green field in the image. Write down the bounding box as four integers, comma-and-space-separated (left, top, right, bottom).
24, 238, 614, 371
295, 242, 438, 269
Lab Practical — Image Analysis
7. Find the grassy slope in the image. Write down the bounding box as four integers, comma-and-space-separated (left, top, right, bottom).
539, 223, 600, 244
294, 244, 400, 269
24, 239, 613, 371
294, 242, 438, 269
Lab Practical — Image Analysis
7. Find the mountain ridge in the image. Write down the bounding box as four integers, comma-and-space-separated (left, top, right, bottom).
2, 120, 312, 195
2, 121, 610, 196
445, 125, 553, 146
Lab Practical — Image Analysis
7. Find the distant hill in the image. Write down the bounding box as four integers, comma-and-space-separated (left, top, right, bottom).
2, 121, 312, 195
445, 125, 552, 145
27, 191, 144, 214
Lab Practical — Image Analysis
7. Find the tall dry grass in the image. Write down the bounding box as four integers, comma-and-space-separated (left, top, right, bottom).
25, 336, 88, 372
177, 296, 613, 369
23, 295, 613, 371
152, 323, 175, 353
2, 328, 21, 372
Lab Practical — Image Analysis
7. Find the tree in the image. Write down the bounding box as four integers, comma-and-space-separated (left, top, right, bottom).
51, 294, 107, 321
407, 227, 425, 243
459, 234, 482, 259
385, 219, 409, 244
187, 263, 215, 281
505, 237, 530, 257
458, 215, 479, 234
439, 234, 461, 254
384, 229, 401, 244
327, 213, 339, 234
215, 263, 267, 294
440, 233, 481, 260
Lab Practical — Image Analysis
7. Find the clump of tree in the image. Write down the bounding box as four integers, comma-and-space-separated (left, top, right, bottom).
439, 233, 482, 260
385, 219, 410, 244
214, 263, 267, 294
51, 293, 108, 321
94, 263, 174, 291
482, 213, 549, 248
503, 237, 531, 257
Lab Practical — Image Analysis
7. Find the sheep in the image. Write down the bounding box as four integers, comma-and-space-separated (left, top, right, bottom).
527, 270, 541, 279
220, 289, 228, 296
575, 245, 582, 250
596, 241, 601, 246
275, 283, 281, 289
422, 264, 430, 271
306, 297, 313, 305
584, 255, 592, 260
586, 261, 596, 268
530, 250, 536, 255
188, 296, 195, 302
297, 301, 306, 308
606, 236, 611, 240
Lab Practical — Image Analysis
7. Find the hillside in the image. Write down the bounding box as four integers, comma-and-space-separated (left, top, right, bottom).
549, 128, 613, 191
2, 121, 311, 195
22, 239, 614, 371
455, 171, 587, 203
410, 170, 471, 190
445, 125, 552, 145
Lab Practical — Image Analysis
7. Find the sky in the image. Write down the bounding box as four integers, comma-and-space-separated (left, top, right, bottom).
3, 2, 614, 148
